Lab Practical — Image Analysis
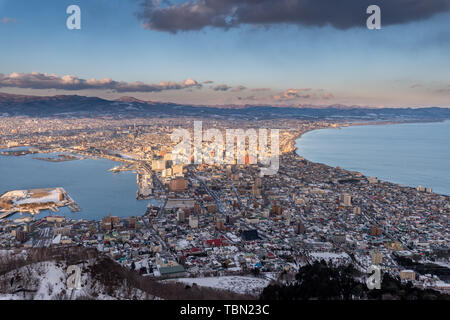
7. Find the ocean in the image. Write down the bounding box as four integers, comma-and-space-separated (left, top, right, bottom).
295, 120, 450, 196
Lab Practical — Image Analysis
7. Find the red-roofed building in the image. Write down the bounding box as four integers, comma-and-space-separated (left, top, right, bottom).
205, 238, 228, 247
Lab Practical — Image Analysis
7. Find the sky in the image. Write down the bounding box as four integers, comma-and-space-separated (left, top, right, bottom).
0, 0, 450, 107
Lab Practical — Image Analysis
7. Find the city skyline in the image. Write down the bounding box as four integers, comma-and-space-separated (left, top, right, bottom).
0, 0, 450, 107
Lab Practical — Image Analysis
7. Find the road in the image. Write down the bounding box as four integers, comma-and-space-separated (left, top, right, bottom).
194, 174, 227, 215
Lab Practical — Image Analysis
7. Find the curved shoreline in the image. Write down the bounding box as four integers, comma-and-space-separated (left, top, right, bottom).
291, 119, 447, 157
291, 120, 450, 196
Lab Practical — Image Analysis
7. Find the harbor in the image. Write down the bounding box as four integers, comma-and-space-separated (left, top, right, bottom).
0, 187, 80, 220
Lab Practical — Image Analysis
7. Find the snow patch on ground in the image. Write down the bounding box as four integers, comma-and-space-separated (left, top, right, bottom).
169, 276, 270, 296
310, 251, 351, 265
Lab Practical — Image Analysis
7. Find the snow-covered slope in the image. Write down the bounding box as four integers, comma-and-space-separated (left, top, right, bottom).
168, 276, 270, 296
0, 260, 154, 300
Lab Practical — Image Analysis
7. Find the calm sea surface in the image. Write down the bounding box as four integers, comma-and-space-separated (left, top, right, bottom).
0, 152, 148, 220
295, 120, 450, 196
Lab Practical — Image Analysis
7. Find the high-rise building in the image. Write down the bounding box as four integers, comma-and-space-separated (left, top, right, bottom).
296, 221, 306, 234
101, 213, 119, 231
16, 229, 26, 243
216, 218, 225, 231
282, 211, 291, 225
128, 217, 136, 229
194, 202, 201, 214
151, 159, 166, 171
271, 204, 282, 215
189, 215, 198, 229
162, 168, 173, 178
172, 164, 184, 177
251, 184, 261, 197
340, 194, 352, 207
177, 210, 185, 223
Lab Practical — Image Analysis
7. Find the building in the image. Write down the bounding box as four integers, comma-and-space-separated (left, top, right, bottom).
158, 265, 186, 279
205, 238, 228, 247
172, 164, 184, 176
151, 159, 166, 171
282, 211, 291, 225
353, 206, 361, 214
385, 241, 403, 251
162, 168, 173, 178
189, 215, 198, 229
332, 233, 347, 244
15, 229, 26, 243
370, 226, 383, 237
251, 184, 261, 197
45, 216, 66, 223
169, 178, 188, 192
371, 250, 383, 265
417, 185, 432, 193
400, 270, 416, 281
101, 213, 119, 231
165, 198, 195, 210
128, 217, 136, 229
216, 218, 225, 230
241, 229, 260, 241
0, 199, 12, 210
340, 194, 352, 207
207, 204, 217, 214
177, 210, 185, 223
271, 204, 282, 216
367, 176, 378, 184
296, 221, 306, 234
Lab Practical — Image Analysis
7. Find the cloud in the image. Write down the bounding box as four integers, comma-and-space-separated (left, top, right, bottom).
136, 0, 450, 33
322, 92, 334, 99
231, 85, 247, 92
0, 72, 201, 93
237, 95, 257, 101
272, 88, 313, 101
212, 84, 232, 91
203, 80, 214, 84
271, 88, 333, 101
435, 85, 450, 93
251, 88, 271, 92
1, 17, 17, 24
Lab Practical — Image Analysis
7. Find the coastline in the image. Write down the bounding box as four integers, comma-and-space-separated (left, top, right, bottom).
290, 119, 450, 196
289, 119, 448, 156
0, 151, 147, 222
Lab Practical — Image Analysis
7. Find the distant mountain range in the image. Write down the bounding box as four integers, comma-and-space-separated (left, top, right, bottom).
1, 92, 450, 121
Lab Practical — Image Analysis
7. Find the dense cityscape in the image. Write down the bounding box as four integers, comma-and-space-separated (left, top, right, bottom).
0, 114, 448, 299
1, 0, 450, 308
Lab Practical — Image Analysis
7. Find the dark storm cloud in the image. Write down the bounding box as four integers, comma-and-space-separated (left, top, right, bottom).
136, 0, 450, 33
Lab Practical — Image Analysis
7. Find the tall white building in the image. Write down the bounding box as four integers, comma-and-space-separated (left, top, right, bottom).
340, 194, 352, 207
189, 215, 198, 229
